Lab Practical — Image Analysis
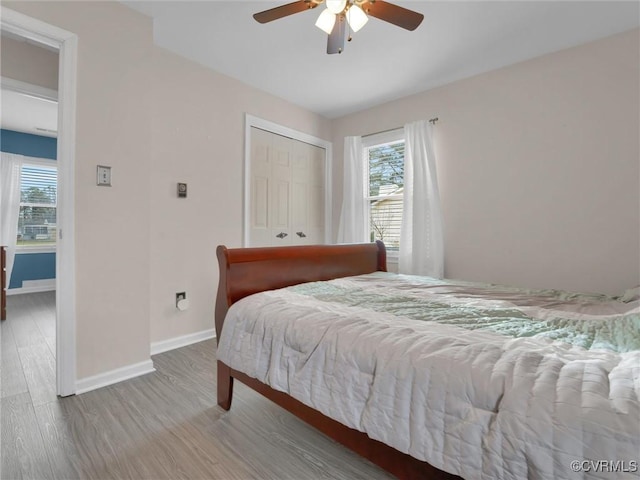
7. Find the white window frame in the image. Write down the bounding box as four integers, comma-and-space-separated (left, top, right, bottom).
363, 128, 404, 259
16, 155, 58, 254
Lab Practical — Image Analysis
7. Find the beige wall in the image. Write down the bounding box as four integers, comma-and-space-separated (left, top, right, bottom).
331, 28, 640, 295
3, 1, 331, 379
148, 48, 331, 344
5, 1, 154, 378
4, 0, 637, 383
1, 34, 58, 89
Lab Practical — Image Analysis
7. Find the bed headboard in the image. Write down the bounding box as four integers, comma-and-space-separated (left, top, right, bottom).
215, 241, 387, 340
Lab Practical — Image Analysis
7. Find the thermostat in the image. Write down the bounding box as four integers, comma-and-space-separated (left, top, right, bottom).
177, 183, 187, 198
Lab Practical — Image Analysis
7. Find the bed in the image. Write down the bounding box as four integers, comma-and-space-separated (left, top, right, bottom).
214, 241, 639, 480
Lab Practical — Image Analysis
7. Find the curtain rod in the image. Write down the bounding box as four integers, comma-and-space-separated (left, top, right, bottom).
363, 117, 439, 138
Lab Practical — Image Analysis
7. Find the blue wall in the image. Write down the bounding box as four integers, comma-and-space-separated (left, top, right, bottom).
9, 253, 56, 289
1, 129, 57, 160
1, 129, 57, 290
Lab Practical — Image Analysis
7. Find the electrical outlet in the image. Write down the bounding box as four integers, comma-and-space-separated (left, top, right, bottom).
176, 292, 186, 306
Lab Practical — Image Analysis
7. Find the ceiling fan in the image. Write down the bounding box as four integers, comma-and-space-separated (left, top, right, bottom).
253, 0, 424, 54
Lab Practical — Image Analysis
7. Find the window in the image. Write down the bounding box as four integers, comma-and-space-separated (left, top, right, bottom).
17, 162, 57, 248
364, 130, 405, 252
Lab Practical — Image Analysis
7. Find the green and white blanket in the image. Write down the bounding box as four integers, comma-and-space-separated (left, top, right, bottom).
218, 272, 640, 480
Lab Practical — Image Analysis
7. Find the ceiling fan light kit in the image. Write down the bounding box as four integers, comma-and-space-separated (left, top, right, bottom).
315, 8, 337, 34
345, 4, 368, 32
253, 0, 424, 54
326, 0, 347, 14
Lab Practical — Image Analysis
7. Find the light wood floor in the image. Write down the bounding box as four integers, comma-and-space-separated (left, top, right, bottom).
1, 292, 393, 480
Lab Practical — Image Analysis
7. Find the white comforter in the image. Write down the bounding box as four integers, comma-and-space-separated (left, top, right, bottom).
216, 273, 640, 480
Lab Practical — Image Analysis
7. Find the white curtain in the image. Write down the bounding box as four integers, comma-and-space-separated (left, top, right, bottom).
1, 153, 23, 286
399, 120, 444, 277
337, 136, 367, 243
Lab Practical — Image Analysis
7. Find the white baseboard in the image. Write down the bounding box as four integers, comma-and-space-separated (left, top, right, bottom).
150, 328, 216, 356
75, 329, 215, 395
75, 359, 155, 395
7, 278, 56, 295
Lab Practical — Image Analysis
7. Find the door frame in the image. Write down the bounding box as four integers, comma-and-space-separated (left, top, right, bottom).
1, 7, 78, 396
244, 114, 333, 247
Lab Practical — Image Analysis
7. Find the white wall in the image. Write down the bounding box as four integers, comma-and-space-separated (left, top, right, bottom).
331, 28, 640, 295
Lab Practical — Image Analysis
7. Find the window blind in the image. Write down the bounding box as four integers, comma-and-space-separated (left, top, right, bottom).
20, 165, 57, 206
18, 164, 58, 245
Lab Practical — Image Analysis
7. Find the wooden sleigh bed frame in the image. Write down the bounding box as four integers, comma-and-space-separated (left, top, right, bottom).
215, 241, 460, 480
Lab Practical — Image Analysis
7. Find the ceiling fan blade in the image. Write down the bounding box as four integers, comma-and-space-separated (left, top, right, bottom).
253, 1, 318, 24
362, 0, 424, 31
327, 15, 346, 54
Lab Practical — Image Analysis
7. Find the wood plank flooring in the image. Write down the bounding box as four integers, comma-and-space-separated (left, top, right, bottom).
1, 292, 394, 479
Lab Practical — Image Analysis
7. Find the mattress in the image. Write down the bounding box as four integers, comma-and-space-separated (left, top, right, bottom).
216, 272, 640, 479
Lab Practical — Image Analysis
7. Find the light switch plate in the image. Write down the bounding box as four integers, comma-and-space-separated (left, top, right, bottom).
97, 165, 111, 186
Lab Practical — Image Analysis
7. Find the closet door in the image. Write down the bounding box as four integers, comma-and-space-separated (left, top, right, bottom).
290, 141, 310, 245
248, 127, 325, 247
290, 142, 325, 245
270, 133, 293, 245
249, 127, 273, 246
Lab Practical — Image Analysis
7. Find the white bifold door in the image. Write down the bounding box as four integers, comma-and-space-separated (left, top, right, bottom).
249, 127, 325, 247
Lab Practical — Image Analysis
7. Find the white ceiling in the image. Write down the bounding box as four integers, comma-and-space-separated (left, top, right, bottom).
123, 1, 639, 119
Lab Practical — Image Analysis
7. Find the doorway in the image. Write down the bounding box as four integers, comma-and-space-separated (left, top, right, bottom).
1, 59, 59, 400
1, 7, 77, 396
